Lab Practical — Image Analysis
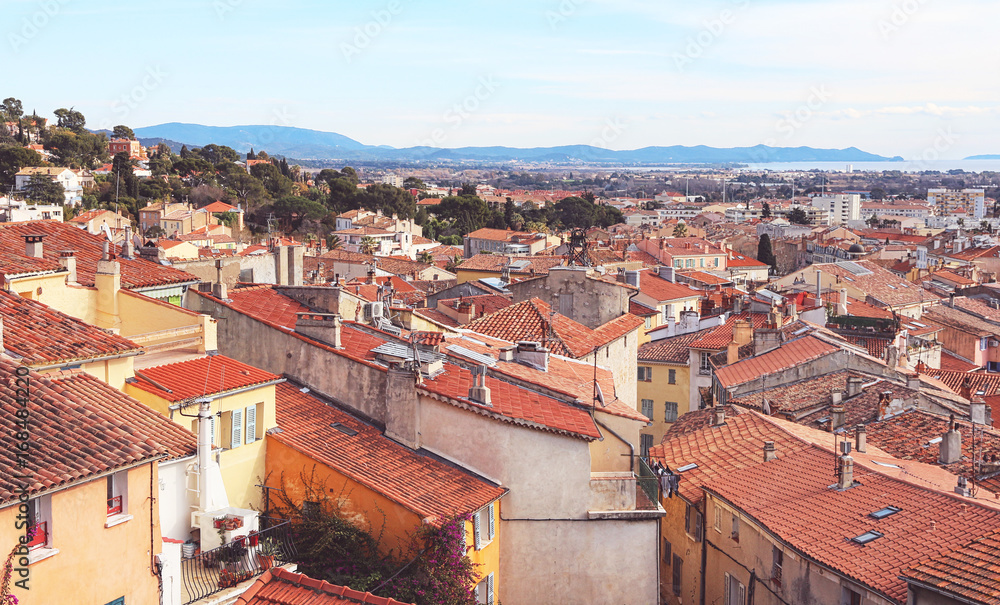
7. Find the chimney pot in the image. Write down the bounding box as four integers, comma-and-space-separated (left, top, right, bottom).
837, 451, 854, 490
468, 364, 492, 406
58, 250, 77, 283
939, 415, 962, 465
712, 405, 727, 427
831, 405, 846, 431
831, 389, 843, 405
763, 441, 777, 462
23, 234, 44, 259
855, 425, 867, 453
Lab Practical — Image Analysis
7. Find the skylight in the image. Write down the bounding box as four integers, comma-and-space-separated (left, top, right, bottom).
870, 460, 902, 469
851, 531, 883, 545
330, 423, 358, 436
676, 463, 698, 472
927, 436, 943, 445
869, 506, 901, 520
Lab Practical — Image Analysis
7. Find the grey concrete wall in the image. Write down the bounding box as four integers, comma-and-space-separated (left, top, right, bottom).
508, 267, 632, 329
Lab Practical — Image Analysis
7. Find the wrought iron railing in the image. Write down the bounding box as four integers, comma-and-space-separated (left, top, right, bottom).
636, 457, 660, 505
181, 518, 296, 605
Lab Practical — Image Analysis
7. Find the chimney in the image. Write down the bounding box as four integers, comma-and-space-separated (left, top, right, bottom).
712, 405, 727, 427
515, 341, 549, 372
837, 441, 854, 490
657, 266, 675, 283
95, 254, 122, 332
726, 341, 739, 366
212, 259, 227, 300
121, 225, 133, 259
855, 424, 867, 453
939, 414, 962, 465
385, 362, 421, 449
24, 234, 44, 259
469, 364, 492, 406
815, 269, 822, 301
831, 389, 843, 405
59, 250, 77, 283
956, 476, 971, 497
294, 313, 343, 349
785, 301, 797, 320
733, 296, 743, 314
906, 373, 921, 390
197, 399, 214, 513
959, 378, 973, 402
846, 376, 864, 398
316, 262, 326, 285
498, 347, 515, 362
971, 396, 987, 425
831, 405, 846, 431
837, 288, 849, 316
732, 320, 753, 347
763, 441, 777, 462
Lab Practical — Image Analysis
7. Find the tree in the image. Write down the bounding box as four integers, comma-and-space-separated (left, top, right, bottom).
0, 144, 41, 187
1, 98, 24, 143
196, 143, 239, 164
761, 201, 772, 218
359, 236, 378, 254
870, 187, 886, 201
272, 195, 327, 230
44, 128, 108, 168
251, 162, 294, 198
554, 196, 596, 230
787, 207, 810, 225
246, 147, 256, 160
403, 176, 426, 190
111, 151, 139, 199
418, 250, 434, 264
23, 173, 66, 205
459, 182, 477, 196
327, 234, 343, 250
672, 222, 688, 238
757, 234, 777, 274
112, 125, 135, 140
53, 107, 86, 132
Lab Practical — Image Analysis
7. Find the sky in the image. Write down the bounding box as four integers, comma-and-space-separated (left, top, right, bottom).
6, 0, 1000, 159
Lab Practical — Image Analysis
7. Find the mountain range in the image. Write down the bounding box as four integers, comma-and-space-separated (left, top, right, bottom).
132, 122, 904, 165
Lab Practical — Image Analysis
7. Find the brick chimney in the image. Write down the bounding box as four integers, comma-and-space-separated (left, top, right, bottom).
24, 234, 44, 259
294, 313, 343, 349
939, 414, 962, 465
837, 441, 854, 490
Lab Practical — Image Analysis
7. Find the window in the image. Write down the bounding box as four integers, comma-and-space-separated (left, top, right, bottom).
663, 538, 672, 562
851, 531, 883, 545
981, 337, 989, 351
641, 399, 654, 419
674, 260, 683, 269
842, 587, 863, 605
668, 369, 677, 384
475, 572, 495, 605
473, 503, 496, 550
106, 471, 128, 518
771, 546, 783, 586
302, 501, 319, 518
714, 508, 722, 533
665, 402, 678, 423
103, 599, 125, 605
663, 304, 674, 322
640, 434, 653, 457
637, 366, 652, 382
700, 351, 712, 375
672, 555, 683, 596
731, 515, 740, 542
869, 506, 901, 520
686, 259, 695, 268
645, 316, 652, 329
685, 504, 703, 541
724, 573, 746, 605
245, 404, 263, 444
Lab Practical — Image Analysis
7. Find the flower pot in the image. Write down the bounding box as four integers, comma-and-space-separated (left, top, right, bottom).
257, 554, 275, 570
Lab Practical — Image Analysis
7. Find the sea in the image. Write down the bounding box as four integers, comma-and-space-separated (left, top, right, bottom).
740, 160, 1000, 174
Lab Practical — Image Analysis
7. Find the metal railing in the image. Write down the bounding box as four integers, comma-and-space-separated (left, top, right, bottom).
636, 457, 660, 505
181, 518, 296, 605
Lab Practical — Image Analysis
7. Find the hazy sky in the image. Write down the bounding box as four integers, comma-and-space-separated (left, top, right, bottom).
7, 0, 999, 158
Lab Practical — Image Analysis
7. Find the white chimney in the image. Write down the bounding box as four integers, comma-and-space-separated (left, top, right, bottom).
763, 441, 777, 462
24, 234, 44, 258
939, 415, 962, 465
971, 397, 987, 425
846, 376, 864, 398
831, 406, 846, 431
59, 250, 77, 283
121, 225, 133, 259
469, 364, 492, 406
197, 399, 213, 513
837, 288, 849, 316
815, 269, 822, 301
855, 425, 867, 453
515, 341, 549, 372
831, 389, 843, 405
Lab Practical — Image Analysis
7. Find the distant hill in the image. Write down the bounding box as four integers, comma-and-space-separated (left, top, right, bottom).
965, 155, 1000, 160
132, 122, 902, 164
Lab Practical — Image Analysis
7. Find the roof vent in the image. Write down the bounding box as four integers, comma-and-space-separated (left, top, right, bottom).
468, 364, 492, 406
330, 422, 358, 437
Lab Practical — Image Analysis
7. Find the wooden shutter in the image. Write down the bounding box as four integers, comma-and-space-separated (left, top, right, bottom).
486, 572, 494, 605
245, 405, 257, 444
487, 503, 495, 540
473, 511, 482, 550
231, 409, 243, 449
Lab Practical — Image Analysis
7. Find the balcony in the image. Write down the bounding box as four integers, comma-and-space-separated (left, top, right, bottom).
587, 459, 665, 520
181, 517, 296, 605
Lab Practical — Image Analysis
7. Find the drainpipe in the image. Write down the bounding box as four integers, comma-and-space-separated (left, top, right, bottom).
197, 398, 212, 513
595, 416, 634, 470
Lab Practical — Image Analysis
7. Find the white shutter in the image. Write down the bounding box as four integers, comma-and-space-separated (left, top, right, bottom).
473, 512, 482, 550
487, 503, 495, 540
231, 409, 243, 449
738, 583, 746, 605
486, 572, 494, 605
724, 573, 731, 605
245, 405, 257, 444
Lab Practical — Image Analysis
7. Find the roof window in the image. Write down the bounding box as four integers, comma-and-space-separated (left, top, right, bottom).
676, 463, 698, 472
869, 506, 901, 520
330, 423, 358, 436
851, 531, 883, 545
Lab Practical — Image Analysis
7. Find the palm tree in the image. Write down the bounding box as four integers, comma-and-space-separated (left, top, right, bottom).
672, 222, 688, 238
327, 234, 343, 250
418, 251, 434, 264
360, 236, 377, 255
446, 255, 462, 272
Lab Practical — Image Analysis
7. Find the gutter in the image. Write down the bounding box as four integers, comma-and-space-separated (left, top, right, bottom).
167, 378, 286, 411
30, 348, 145, 372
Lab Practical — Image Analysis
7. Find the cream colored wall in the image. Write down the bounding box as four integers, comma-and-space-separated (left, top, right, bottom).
639, 362, 691, 450
1, 464, 161, 605
660, 495, 702, 604
589, 410, 640, 473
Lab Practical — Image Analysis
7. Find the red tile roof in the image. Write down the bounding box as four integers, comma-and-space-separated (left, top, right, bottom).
455, 254, 566, 276
0, 362, 196, 504
438, 294, 513, 319
920, 368, 1000, 396
629, 300, 657, 317
939, 351, 980, 373
636, 270, 702, 303
130, 355, 282, 403
902, 528, 1000, 604
638, 329, 707, 364
272, 382, 505, 520
412, 308, 461, 328
0, 220, 198, 288
235, 568, 414, 605
228, 286, 310, 329
0, 290, 141, 366
688, 312, 776, 351
707, 444, 1000, 604
715, 335, 839, 388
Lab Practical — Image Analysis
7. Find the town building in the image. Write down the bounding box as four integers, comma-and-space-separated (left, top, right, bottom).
811, 193, 862, 225
928, 188, 986, 219
14, 166, 83, 205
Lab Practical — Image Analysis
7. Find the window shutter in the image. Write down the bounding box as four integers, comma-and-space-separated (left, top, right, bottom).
245, 405, 257, 444
738, 583, 746, 605
486, 572, 494, 605
724, 572, 731, 605
473, 512, 482, 550
487, 503, 495, 540
209, 415, 216, 447
231, 409, 243, 449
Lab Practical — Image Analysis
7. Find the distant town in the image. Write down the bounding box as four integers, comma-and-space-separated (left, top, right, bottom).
3, 101, 1000, 605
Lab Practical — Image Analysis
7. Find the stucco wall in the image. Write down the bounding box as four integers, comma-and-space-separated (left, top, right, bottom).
507, 268, 632, 330
2, 463, 161, 605
159, 457, 196, 542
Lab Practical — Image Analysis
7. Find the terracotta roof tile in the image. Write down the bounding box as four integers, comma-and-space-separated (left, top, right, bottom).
227, 286, 310, 329
920, 368, 1000, 396
130, 355, 282, 403
715, 335, 839, 388
235, 568, 414, 605
902, 528, 1000, 604
438, 294, 513, 319
638, 329, 708, 364
0, 220, 198, 288
272, 382, 505, 520
0, 361, 196, 504
412, 308, 461, 328
939, 351, 980, 373
636, 270, 702, 303
0, 290, 141, 365
456, 254, 566, 276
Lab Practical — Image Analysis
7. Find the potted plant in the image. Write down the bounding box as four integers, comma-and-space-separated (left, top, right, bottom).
218, 540, 247, 573
256, 537, 280, 570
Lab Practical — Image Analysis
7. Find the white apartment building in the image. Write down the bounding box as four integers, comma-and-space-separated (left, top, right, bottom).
14, 167, 83, 205
811, 193, 861, 225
